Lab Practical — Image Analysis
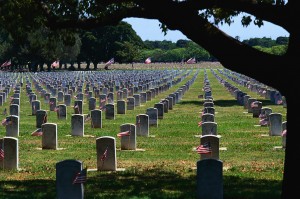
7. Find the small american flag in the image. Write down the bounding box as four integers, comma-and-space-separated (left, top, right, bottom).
74, 104, 79, 109
99, 105, 106, 111
186, 57, 196, 64
52, 60, 59, 67
281, 129, 287, 136
144, 57, 151, 64
259, 118, 269, 126
84, 114, 91, 122
117, 131, 130, 137
196, 142, 212, 154
251, 102, 258, 108
276, 99, 283, 105
0, 148, 4, 160
1, 59, 11, 67
31, 129, 43, 136
1, 117, 11, 126
198, 121, 202, 127
104, 58, 114, 69
100, 147, 108, 161
54, 107, 59, 112
72, 167, 87, 184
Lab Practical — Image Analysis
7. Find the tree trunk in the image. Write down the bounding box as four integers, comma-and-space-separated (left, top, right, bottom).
77, 61, 82, 70
93, 62, 97, 70
86, 62, 90, 70
47, 63, 51, 72
280, 68, 298, 199
68, 62, 76, 71
39, 63, 44, 71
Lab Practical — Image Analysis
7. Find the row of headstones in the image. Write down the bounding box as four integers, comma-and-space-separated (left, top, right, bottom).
195, 74, 223, 199
53, 70, 200, 198
0, 121, 147, 170
0, 124, 136, 171
2, 70, 194, 139
29, 70, 185, 93
0, 69, 178, 108
236, 94, 287, 148
0, 83, 14, 106
53, 158, 224, 199
146, 70, 199, 127
224, 69, 283, 104
28, 69, 188, 101
27, 70, 186, 122
24, 70, 193, 114
1, 69, 214, 197
211, 70, 287, 149
0, 70, 199, 171
218, 68, 286, 107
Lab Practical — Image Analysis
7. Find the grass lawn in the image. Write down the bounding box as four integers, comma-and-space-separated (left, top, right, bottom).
0, 63, 286, 199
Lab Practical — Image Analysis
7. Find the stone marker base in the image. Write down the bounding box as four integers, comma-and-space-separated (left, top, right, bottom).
117, 148, 146, 152
87, 168, 126, 172
260, 134, 269, 137
83, 135, 95, 138
254, 125, 261, 127
192, 147, 226, 151
66, 134, 95, 138
191, 166, 229, 171
273, 146, 285, 150
148, 135, 156, 138
194, 135, 222, 138
36, 147, 65, 150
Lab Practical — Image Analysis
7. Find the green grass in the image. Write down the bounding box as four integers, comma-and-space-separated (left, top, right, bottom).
0, 64, 286, 199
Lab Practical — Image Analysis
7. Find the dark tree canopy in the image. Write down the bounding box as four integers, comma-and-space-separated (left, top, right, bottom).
0, 1, 297, 198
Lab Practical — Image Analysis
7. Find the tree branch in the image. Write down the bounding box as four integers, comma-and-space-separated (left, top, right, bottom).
151, 3, 286, 88
174, 0, 290, 31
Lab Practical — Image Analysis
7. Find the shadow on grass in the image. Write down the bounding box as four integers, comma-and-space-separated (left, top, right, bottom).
179, 100, 240, 107
180, 99, 280, 108
0, 169, 282, 199
258, 99, 281, 107
178, 100, 203, 106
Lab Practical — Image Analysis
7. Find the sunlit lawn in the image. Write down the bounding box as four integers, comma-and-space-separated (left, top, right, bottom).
0, 63, 286, 199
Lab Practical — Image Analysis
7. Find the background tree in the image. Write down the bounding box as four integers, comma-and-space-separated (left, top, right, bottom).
116, 41, 142, 67
0, 1, 296, 197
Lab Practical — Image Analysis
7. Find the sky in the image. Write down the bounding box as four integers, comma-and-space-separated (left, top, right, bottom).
123, 17, 289, 42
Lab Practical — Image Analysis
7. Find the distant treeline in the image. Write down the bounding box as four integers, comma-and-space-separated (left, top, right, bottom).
0, 21, 288, 71
142, 36, 288, 61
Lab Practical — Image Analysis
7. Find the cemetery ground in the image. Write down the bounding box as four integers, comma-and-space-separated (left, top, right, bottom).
0, 63, 286, 199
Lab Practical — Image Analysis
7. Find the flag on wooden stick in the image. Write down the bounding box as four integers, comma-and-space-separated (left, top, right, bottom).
196, 142, 212, 154
100, 146, 108, 161
0, 148, 4, 160
117, 131, 130, 137
72, 167, 87, 184
144, 57, 151, 64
